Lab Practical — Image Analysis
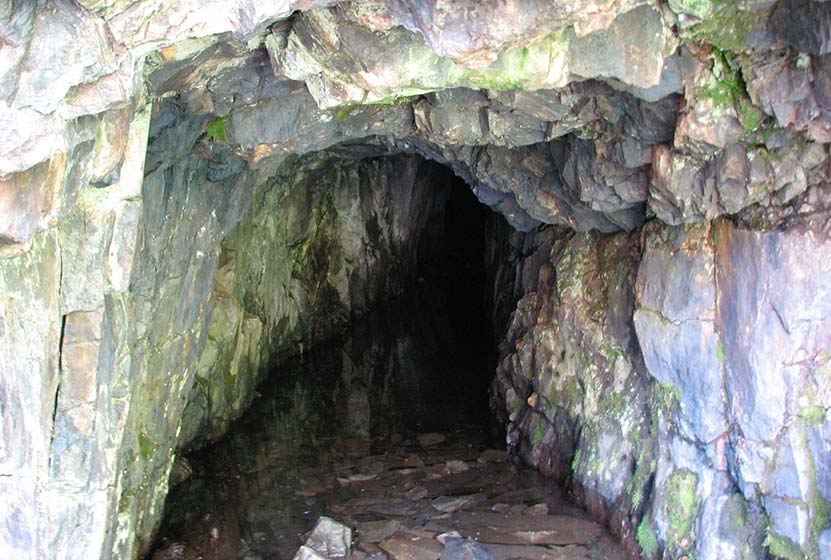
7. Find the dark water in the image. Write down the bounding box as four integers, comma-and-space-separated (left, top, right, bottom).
150, 287, 496, 560
149, 178, 627, 559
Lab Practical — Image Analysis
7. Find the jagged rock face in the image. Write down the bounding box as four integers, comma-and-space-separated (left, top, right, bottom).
1, 1, 831, 560
4, 0, 829, 234
178, 152, 453, 450
490, 218, 831, 558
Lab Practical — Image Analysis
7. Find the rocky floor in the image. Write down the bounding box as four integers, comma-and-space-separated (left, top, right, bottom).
150, 290, 626, 560
151, 425, 625, 560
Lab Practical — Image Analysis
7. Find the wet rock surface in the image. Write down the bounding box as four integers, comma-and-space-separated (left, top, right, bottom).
2, 1, 831, 559
491, 219, 831, 559
149, 291, 624, 560
152, 415, 623, 560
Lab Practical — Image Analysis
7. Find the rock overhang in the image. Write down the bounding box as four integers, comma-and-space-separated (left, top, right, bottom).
3, 1, 830, 244
136, 1, 684, 234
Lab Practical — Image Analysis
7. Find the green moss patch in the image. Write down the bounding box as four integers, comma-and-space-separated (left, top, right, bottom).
138, 433, 157, 462
798, 405, 826, 426
637, 520, 659, 557
669, 0, 719, 19
510, 397, 523, 415
699, 50, 744, 107
626, 437, 657, 515
716, 340, 725, 363
204, 115, 230, 142
766, 531, 805, 560
686, 3, 765, 52
739, 99, 765, 135
571, 449, 582, 473
334, 108, 352, 122
532, 421, 545, 446
809, 497, 831, 558
664, 470, 700, 554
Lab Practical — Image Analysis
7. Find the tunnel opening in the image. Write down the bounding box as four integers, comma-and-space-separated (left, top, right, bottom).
147, 154, 551, 560
412, 164, 493, 433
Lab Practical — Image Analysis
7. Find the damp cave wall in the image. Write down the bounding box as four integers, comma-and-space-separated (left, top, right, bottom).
1, 1, 831, 560
489, 220, 831, 559
121, 116, 476, 556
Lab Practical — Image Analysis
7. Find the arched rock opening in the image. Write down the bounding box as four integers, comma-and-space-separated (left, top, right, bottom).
1, 2, 830, 560
172, 148, 497, 451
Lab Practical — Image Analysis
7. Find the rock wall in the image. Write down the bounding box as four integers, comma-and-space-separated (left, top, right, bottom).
0, 101, 151, 559
491, 218, 831, 559
1, 1, 831, 559
115, 141, 455, 557
178, 152, 452, 450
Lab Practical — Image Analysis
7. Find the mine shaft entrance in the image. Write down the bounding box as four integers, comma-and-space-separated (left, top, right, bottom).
244, 161, 498, 440
149, 157, 501, 556
149, 155, 627, 560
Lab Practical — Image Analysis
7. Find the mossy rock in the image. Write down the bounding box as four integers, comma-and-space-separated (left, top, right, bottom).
663, 470, 700, 555
637, 519, 659, 557
138, 433, 157, 462
204, 115, 230, 142
668, 0, 718, 19
685, 3, 767, 52
766, 530, 806, 560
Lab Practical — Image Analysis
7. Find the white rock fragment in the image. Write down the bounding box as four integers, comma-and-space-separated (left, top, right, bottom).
305, 516, 353, 560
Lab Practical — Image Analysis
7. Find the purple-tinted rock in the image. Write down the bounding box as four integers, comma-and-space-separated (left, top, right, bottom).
0, 159, 58, 245
717, 223, 831, 444
634, 221, 726, 443
770, 0, 831, 56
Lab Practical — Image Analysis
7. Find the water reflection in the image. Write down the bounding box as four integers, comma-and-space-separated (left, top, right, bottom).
151, 287, 491, 560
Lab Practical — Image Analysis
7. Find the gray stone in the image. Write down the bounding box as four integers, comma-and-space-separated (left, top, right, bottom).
0, 2, 35, 100
764, 496, 810, 549
306, 517, 353, 560
59, 202, 110, 313
448, 511, 603, 546
718, 224, 831, 445
388, 0, 649, 69
0, 159, 60, 245
357, 520, 404, 544
12, 1, 114, 115
744, 48, 831, 143
295, 545, 332, 560
634, 221, 726, 444
0, 230, 62, 558
269, 2, 671, 110
819, 529, 831, 560
439, 538, 492, 560
379, 533, 443, 560
807, 419, 831, 502
768, 426, 813, 502
567, 6, 668, 90
431, 494, 485, 513
418, 433, 447, 447
769, 0, 831, 56
699, 491, 765, 560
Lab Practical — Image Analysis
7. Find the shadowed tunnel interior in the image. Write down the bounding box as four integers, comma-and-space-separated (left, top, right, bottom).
148, 157, 515, 560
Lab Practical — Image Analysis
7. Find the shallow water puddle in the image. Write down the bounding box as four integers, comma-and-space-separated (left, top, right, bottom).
150, 294, 625, 560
